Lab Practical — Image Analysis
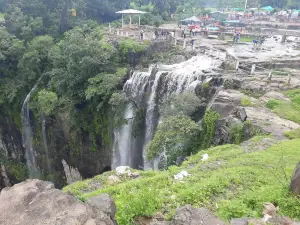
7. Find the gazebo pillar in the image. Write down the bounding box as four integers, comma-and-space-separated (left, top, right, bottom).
129, 14, 132, 28
139, 15, 141, 27
122, 14, 124, 28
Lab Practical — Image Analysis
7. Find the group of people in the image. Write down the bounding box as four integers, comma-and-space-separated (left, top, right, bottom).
252, 36, 266, 47
232, 31, 241, 43
154, 29, 170, 40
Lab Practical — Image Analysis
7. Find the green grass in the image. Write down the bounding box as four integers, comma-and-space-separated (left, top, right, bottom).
240, 96, 252, 107
64, 140, 300, 225
265, 89, 300, 124
284, 128, 300, 139
225, 36, 254, 43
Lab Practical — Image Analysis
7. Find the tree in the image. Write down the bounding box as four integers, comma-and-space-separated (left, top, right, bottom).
37, 89, 58, 116
48, 25, 115, 102
18, 35, 54, 86
146, 115, 201, 167
0, 29, 25, 106
161, 93, 203, 118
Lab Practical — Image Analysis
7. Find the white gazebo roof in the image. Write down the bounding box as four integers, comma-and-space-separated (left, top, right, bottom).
116, 9, 147, 15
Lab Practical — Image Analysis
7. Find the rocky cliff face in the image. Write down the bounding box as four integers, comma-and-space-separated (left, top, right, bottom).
0, 179, 117, 225
0, 111, 112, 190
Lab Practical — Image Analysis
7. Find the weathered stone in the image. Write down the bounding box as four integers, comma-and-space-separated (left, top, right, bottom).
132, 171, 141, 178
0, 179, 116, 225
262, 203, 277, 217
247, 219, 265, 225
87, 193, 117, 218
267, 216, 294, 225
230, 218, 248, 225
170, 205, 226, 225
108, 175, 121, 185
233, 107, 247, 122
291, 162, 300, 195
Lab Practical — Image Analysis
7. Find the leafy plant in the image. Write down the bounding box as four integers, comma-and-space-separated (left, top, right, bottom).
240, 96, 252, 107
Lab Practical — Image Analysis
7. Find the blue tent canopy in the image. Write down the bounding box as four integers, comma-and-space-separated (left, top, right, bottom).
262, 6, 274, 11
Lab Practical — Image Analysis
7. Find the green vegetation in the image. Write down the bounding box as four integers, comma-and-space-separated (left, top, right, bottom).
146, 115, 201, 166
240, 96, 252, 107
65, 139, 300, 225
265, 89, 300, 124
199, 110, 220, 149
284, 128, 300, 139
230, 122, 244, 144
37, 90, 58, 116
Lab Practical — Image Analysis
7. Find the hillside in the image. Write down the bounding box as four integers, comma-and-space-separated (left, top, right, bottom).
64, 138, 300, 225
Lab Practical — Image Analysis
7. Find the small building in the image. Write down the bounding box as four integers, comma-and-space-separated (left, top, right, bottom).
116, 9, 147, 28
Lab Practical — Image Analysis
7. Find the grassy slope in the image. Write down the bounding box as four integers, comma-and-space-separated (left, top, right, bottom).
266, 89, 300, 124
64, 139, 300, 225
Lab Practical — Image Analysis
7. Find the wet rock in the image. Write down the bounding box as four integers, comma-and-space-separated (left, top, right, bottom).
170, 205, 225, 225
87, 193, 117, 218
0, 179, 116, 225
107, 175, 121, 185
291, 162, 300, 195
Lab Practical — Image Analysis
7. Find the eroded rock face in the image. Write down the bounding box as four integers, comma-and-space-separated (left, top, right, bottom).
0, 179, 117, 225
170, 205, 225, 225
291, 162, 300, 195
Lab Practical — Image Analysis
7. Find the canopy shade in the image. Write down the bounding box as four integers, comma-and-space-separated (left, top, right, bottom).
180, 16, 200, 22
262, 6, 274, 11
232, 8, 244, 11
116, 9, 147, 15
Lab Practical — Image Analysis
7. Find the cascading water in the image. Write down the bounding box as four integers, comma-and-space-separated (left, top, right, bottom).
41, 116, 51, 172
112, 54, 224, 169
112, 104, 135, 169
22, 82, 41, 178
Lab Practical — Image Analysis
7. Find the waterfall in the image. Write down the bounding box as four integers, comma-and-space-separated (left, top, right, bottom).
41, 116, 51, 172
112, 54, 224, 170
21, 82, 40, 178
112, 104, 135, 169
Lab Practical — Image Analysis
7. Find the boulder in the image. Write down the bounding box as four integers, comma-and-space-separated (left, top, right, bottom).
108, 175, 121, 185
87, 193, 117, 218
291, 162, 300, 195
0, 179, 116, 225
262, 203, 277, 217
170, 205, 225, 225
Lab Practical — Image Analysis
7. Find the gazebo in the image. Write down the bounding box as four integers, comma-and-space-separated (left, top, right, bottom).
116, 9, 147, 28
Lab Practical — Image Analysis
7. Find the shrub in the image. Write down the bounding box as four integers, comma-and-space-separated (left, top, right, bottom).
266, 99, 281, 110
230, 123, 244, 144
284, 128, 300, 139
240, 96, 252, 107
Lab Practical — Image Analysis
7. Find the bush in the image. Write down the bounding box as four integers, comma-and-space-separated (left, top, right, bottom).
266, 99, 281, 110
284, 128, 300, 139
230, 123, 244, 144
240, 96, 252, 107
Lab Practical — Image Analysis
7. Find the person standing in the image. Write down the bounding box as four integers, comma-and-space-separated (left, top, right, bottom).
140, 30, 144, 40
232, 31, 237, 44
236, 32, 240, 43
